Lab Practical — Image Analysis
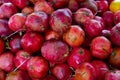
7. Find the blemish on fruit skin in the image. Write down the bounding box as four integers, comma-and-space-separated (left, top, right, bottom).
79, 48, 83, 54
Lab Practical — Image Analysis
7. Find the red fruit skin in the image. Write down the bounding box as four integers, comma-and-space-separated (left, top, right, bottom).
109, 48, 120, 68
14, 50, 31, 70
79, 0, 98, 14
8, 13, 26, 31
63, 25, 85, 47
0, 19, 12, 37
68, 0, 79, 12
114, 10, 120, 25
0, 52, 14, 72
104, 70, 120, 80
94, 16, 105, 29
51, 63, 72, 80
27, 56, 49, 79
11, 0, 29, 9
41, 40, 69, 64
34, 0, 54, 14
84, 19, 103, 38
25, 11, 48, 32
0, 38, 4, 55
110, 23, 120, 46
68, 47, 91, 69
102, 11, 114, 27
74, 8, 94, 25
0, 3, 17, 19
102, 29, 111, 38
6, 70, 30, 80
77, 0, 85, 2
0, 0, 11, 4
45, 29, 61, 40
22, 6, 34, 15
21, 32, 44, 54
75, 62, 97, 80
9, 34, 22, 53
48, 0, 69, 9
0, 69, 5, 80
91, 60, 109, 80
49, 8, 72, 34
91, 36, 112, 59
96, 1, 109, 15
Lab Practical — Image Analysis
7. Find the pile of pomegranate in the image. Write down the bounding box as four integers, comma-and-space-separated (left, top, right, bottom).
0, 0, 120, 80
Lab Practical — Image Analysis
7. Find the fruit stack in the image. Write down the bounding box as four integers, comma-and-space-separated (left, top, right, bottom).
0, 0, 120, 80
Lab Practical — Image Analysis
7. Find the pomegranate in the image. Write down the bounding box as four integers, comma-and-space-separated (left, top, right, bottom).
22, 6, 34, 15
114, 10, 120, 25
0, 69, 5, 80
0, 38, 4, 54
68, 0, 79, 12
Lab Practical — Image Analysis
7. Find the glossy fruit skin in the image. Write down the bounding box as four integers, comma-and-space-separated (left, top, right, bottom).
0, 3, 17, 19
8, 13, 26, 31
74, 8, 94, 25
11, 0, 29, 9
84, 19, 103, 38
0, 69, 5, 80
109, 48, 120, 68
75, 62, 97, 80
104, 70, 120, 80
91, 60, 109, 80
41, 40, 69, 64
68, 47, 91, 69
51, 63, 72, 80
48, 0, 69, 9
6, 70, 30, 80
27, 56, 49, 79
0, 38, 4, 55
102, 11, 114, 27
63, 25, 85, 47
114, 10, 120, 24
25, 11, 48, 32
96, 0, 109, 15
49, 8, 72, 34
14, 50, 31, 70
41, 75, 57, 80
9, 34, 22, 53
0, 52, 14, 72
34, 0, 54, 14
109, 0, 120, 13
110, 23, 120, 46
0, 19, 12, 37
21, 32, 44, 54
22, 6, 34, 15
68, 0, 79, 12
91, 36, 112, 59
45, 29, 61, 40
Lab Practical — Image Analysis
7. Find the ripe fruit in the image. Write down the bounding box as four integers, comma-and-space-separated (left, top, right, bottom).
0, 69, 5, 80
9, 34, 22, 53
14, 50, 31, 70
0, 2, 17, 19
109, 0, 120, 13
0, 19, 12, 37
21, 32, 44, 53
91, 36, 112, 59
27, 56, 49, 79
0, 52, 14, 72
104, 70, 120, 80
49, 8, 72, 34
63, 25, 85, 47
109, 48, 120, 68
68, 0, 79, 12
34, 0, 54, 14
110, 23, 120, 46
22, 6, 34, 15
51, 63, 72, 80
8, 13, 27, 31
74, 8, 94, 25
6, 70, 30, 80
41, 40, 69, 64
68, 47, 91, 69
84, 19, 103, 38
114, 10, 120, 24
75, 62, 97, 80
25, 11, 48, 32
